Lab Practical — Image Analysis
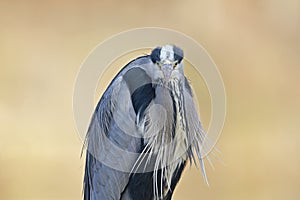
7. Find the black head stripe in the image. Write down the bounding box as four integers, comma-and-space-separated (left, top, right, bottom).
173, 45, 184, 63
150, 47, 161, 63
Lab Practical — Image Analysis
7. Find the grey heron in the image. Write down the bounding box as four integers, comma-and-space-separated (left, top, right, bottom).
83, 45, 209, 200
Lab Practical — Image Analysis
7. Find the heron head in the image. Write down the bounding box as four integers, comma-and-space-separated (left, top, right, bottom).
150, 45, 184, 83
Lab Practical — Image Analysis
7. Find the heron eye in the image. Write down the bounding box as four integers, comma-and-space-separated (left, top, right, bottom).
156, 62, 162, 67
173, 62, 178, 68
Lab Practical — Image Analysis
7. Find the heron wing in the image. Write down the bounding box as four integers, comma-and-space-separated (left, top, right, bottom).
83, 56, 155, 200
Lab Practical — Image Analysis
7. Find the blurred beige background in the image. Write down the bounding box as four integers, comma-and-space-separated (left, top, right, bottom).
1, 0, 300, 200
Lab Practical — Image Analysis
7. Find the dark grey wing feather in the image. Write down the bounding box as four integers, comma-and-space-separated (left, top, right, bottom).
83, 56, 155, 200
84, 79, 136, 200
123, 67, 155, 118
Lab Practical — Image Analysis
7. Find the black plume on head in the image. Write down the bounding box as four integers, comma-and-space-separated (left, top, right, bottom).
173, 45, 184, 63
150, 47, 161, 63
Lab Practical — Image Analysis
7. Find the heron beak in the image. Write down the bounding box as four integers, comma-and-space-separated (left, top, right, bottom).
161, 64, 172, 82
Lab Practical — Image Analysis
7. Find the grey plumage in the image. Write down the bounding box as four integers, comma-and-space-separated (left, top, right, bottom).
83, 45, 209, 200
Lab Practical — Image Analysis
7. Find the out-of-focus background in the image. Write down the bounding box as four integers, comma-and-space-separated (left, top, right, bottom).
1, 0, 300, 200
